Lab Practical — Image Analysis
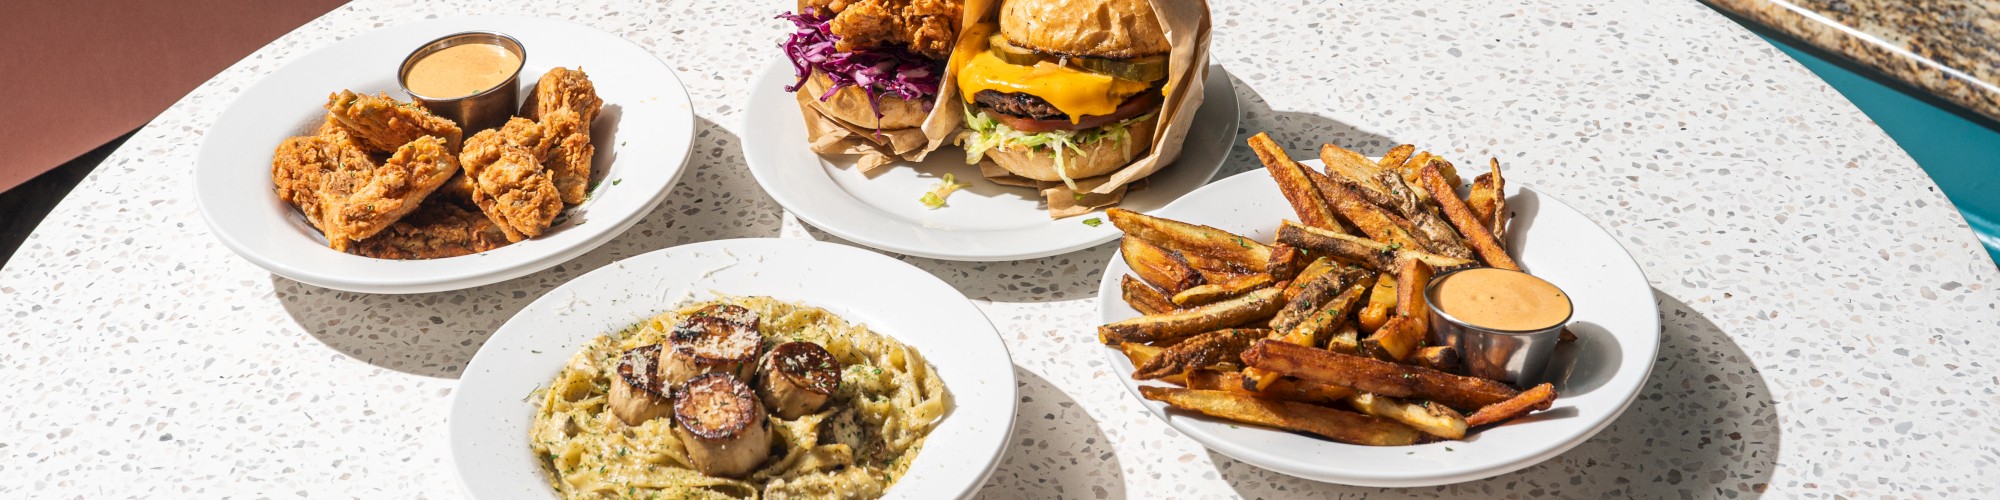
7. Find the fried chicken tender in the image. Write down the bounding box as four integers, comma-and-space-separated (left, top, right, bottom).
326, 90, 465, 153
461, 123, 564, 242
809, 0, 963, 59
521, 68, 603, 204
273, 132, 373, 239
272, 133, 459, 250
349, 200, 512, 259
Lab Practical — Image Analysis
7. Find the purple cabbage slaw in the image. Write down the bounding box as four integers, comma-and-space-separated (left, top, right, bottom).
779, 10, 942, 124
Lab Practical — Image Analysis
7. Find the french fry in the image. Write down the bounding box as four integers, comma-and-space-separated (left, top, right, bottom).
1266, 243, 1303, 280
1379, 144, 1415, 170
1399, 152, 1460, 190
1394, 258, 1435, 322
1373, 168, 1475, 259
1118, 343, 1183, 386
1132, 329, 1268, 380
1411, 346, 1461, 374
1325, 321, 1360, 355
1100, 288, 1284, 345
1282, 257, 1338, 302
1306, 166, 1397, 211
1312, 173, 1428, 251
1347, 393, 1468, 440
1245, 273, 1376, 391
1243, 340, 1520, 411
1139, 387, 1421, 446
1361, 315, 1425, 362
1122, 237, 1204, 294
1249, 133, 1345, 234
1276, 221, 1476, 271
1120, 275, 1178, 315
1468, 158, 1508, 243
1109, 208, 1272, 273
1172, 274, 1274, 307
1269, 266, 1365, 333
1357, 274, 1397, 333
1187, 370, 1356, 405
1417, 161, 1520, 271
1464, 383, 1556, 427
1319, 144, 1388, 194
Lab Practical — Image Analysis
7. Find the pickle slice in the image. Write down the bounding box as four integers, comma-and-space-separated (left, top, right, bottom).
987, 34, 1046, 65
1074, 54, 1168, 82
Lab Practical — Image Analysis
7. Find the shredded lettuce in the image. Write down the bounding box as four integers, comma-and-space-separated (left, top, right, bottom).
958, 107, 1154, 191
919, 173, 970, 209
778, 10, 941, 125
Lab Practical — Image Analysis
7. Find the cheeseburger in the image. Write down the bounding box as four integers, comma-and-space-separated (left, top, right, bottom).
780, 0, 965, 131
955, 0, 1170, 188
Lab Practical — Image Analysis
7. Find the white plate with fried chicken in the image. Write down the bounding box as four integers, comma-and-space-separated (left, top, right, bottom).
1093, 143, 1659, 487
449, 238, 1016, 499
194, 16, 694, 293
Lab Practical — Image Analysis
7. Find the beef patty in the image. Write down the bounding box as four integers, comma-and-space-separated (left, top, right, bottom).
972, 90, 1068, 121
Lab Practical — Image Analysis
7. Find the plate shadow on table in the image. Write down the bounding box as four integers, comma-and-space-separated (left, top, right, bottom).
274, 115, 783, 379
978, 365, 1128, 499
1206, 288, 1779, 498
1229, 72, 1395, 176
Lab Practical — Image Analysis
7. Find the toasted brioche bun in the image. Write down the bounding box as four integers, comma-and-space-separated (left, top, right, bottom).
1000, 0, 1169, 59
985, 114, 1159, 182
799, 70, 929, 130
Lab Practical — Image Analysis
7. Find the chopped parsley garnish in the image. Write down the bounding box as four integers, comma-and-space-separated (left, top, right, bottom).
1082, 217, 1103, 227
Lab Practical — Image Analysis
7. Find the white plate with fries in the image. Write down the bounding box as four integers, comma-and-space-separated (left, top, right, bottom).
1093, 149, 1658, 487
741, 60, 1240, 261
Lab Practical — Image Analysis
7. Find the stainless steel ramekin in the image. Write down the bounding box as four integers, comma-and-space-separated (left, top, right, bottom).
1423, 267, 1573, 386
398, 31, 526, 134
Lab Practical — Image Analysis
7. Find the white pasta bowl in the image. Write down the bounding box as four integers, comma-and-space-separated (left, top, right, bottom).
450, 238, 1016, 498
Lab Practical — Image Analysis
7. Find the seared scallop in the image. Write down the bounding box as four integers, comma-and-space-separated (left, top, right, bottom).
672, 372, 772, 478
757, 341, 841, 419
608, 344, 672, 425
660, 304, 764, 389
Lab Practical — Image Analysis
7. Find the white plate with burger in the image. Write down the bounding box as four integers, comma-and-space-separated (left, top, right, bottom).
743, 1, 1239, 262
1094, 158, 1659, 487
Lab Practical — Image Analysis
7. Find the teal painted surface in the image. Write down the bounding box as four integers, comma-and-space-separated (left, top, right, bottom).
1739, 28, 2000, 265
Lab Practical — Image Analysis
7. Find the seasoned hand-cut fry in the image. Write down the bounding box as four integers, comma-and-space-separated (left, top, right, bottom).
1133, 329, 1268, 380
1110, 208, 1272, 273
1123, 237, 1204, 294
1319, 144, 1388, 194
1379, 144, 1415, 170
1118, 343, 1183, 386
1283, 257, 1339, 302
1269, 267, 1365, 333
1249, 133, 1345, 234
1172, 274, 1273, 307
1394, 258, 1435, 322
1417, 161, 1520, 271
1266, 244, 1303, 280
1243, 340, 1520, 411
1464, 383, 1556, 427
1362, 315, 1424, 362
1139, 387, 1420, 446
1411, 346, 1462, 374
1121, 275, 1179, 315
1467, 158, 1508, 244
1100, 288, 1284, 345
1373, 169, 1474, 259
1399, 152, 1460, 191
1358, 274, 1397, 333
1312, 174, 1428, 251
1326, 321, 1360, 355
1347, 393, 1468, 439
1276, 221, 1475, 271
1187, 370, 1355, 405
1245, 272, 1375, 390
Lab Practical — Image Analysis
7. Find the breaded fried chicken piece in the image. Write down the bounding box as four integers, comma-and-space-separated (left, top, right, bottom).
327, 136, 461, 248
461, 125, 564, 242
808, 0, 963, 59
273, 132, 374, 240
521, 67, 603, 124
349, 200, 512, 259
326, 90, 465, 153
540, 108, 595, 204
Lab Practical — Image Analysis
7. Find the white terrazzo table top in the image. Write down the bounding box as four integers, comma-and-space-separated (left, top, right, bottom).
4, 0, 1997, 497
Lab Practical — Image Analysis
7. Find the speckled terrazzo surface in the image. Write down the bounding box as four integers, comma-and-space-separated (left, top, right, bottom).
1705, 0, 2000, 122
3, 0, 1997, 497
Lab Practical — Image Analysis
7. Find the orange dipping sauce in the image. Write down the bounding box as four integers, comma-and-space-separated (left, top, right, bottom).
1431, 268, 1571, 331
405, 43, 521, 98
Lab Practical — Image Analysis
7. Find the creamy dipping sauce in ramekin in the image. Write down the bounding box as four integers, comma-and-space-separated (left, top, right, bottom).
1431, 267, 1571, 331
404, 43, 522, 98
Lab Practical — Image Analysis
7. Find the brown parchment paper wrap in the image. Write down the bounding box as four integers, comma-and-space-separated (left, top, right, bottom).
963, 0, 1212, 218
791, 0, 969, 173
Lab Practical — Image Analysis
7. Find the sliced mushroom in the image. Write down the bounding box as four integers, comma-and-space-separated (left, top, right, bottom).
672, 372, 772, 478
757, 342, 841, 419
608, 344, 672, 425
661, 304, 764, 389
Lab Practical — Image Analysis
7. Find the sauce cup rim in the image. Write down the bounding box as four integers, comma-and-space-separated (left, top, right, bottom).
397, 30, 528, 102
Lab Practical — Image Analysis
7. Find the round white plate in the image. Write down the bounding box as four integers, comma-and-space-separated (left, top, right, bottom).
450, 238, 1016, 499
742, 59, 1242, 261
194, 15, 695, 293
1094, 160, 1659, 487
